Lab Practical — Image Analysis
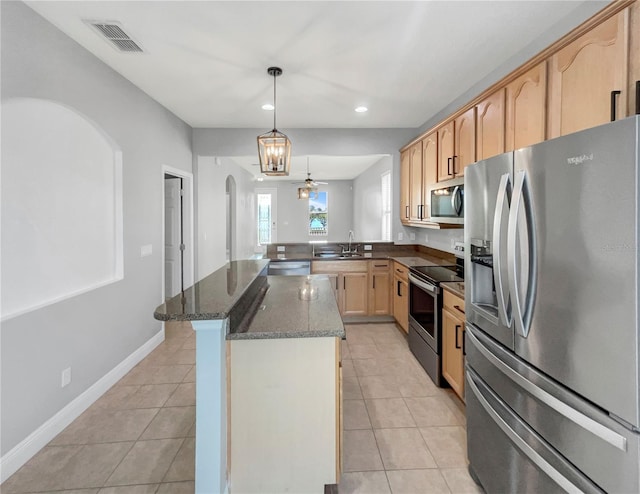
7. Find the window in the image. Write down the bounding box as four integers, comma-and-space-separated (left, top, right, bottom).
381, 171, 391, 241
309, 191, 328, 236
257, 193, 272, 244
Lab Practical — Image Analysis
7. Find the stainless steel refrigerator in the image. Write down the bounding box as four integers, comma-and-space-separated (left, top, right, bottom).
464, 115, 640, 493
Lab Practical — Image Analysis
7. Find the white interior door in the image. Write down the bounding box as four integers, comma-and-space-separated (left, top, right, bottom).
256, 188, 277, 245
164, 177, 182, 299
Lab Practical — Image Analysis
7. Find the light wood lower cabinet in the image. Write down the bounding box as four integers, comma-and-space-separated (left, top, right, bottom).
442, 290, 466, 401
369, 261, 392, 316
229, 337, 341, 492
313, 261, 367, 316
392, 262, 409, 333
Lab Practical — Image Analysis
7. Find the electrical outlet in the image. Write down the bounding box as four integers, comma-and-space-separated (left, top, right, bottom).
424, 233, 429, 243
410, 232, 416, 241
277, 246, 285, 252
364, 244, 372, 251
61, 367, 71, 388
398, 232, 404, 241
451, 238, 456, 248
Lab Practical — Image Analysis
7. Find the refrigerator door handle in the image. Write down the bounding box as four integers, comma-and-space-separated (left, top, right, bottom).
466, 371, 590, 494
507, 170, 537, 338
467, 327, 628, 452
492, 173, 512, 327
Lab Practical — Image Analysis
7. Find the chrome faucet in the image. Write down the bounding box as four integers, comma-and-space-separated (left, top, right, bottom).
348, 230, 355, 253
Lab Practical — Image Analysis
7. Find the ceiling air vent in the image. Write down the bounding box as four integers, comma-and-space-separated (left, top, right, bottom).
85, 20, 143, 53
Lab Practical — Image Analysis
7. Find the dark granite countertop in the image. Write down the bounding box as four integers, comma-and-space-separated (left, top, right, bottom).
228, 275, 345, 340
268, 252, 454, 266
154, 259, 269, 321
441, 281, 465, 299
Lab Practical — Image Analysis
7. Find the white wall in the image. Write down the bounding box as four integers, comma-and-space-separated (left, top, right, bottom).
352, 156, 392, 241
262, 180, 354, 243
1, 1, 192, 459
196, 156, 257, 280
192, 128, 416, 247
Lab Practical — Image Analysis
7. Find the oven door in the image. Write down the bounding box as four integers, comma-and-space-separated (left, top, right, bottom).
408, 273, 439, 352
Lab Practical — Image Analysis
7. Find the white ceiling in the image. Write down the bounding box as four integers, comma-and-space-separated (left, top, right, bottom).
230, 154, 390, 182
25, 1, 600, 181
26, 1, 595, 131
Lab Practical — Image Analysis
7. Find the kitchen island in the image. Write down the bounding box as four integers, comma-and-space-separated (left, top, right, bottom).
154, 260, 345, 494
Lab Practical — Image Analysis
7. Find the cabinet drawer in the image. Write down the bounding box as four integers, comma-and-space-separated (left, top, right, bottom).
370, 260, 390, 271
443, 290, 465, 317
312, 260, 368, 273
393, 262, 409, 282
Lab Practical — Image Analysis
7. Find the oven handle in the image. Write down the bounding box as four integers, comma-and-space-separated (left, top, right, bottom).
408, 273, 438, 294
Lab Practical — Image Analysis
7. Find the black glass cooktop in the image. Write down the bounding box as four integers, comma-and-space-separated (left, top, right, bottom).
410, 265, 463, 284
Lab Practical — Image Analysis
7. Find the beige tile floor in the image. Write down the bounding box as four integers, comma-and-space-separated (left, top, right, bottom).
2, 321, 197, 494
339, 323, 483, 494
3, 321, 483, 494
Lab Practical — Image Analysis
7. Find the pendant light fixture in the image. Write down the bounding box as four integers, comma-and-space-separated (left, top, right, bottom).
257, 67, 291, 176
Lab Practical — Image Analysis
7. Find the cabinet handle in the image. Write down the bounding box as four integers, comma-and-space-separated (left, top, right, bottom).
373, 277, 376, 289
335, 277, 338, 290
462, 329, 466, 356
636, 81, 640, 115
454, 304, 465, 315
455, 324, 462, 349
447, 157, 452, 176
452, 155, 458, 175
610, 90, 621, 122
343, 277, 346, 290
397, 280, 402, 297
405, 205, 409, 219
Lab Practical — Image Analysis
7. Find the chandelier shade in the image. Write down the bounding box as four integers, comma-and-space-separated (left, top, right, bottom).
257, 66, 291, 176
257, 129, 291, 176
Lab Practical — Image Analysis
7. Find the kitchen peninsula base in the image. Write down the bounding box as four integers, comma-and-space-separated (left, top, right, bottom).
229, 337, 341, 493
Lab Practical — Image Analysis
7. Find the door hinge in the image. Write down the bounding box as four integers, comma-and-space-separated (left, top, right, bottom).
180, 188, 185, 197
179, 243, 186, 251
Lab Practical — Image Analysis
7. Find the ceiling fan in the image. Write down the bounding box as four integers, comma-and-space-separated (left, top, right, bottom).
292, 158, 327, 188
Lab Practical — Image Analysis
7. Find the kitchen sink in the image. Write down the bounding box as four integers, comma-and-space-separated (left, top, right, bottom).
314, 252, 362, 259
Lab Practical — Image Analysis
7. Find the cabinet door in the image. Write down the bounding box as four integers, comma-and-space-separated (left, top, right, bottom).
393, 276, 409, 333
442, 309, 465, 399
327, 273, 341, 313
476, 88, 505, 160
437, 121, 455, 182
421, 132, 438, 221
400, 150, 411, 224
505, 62, 547, 151
628, 3, 639, 117
370, 271, 391, 316
454, 107, 476, 177
342, 273, 368, 316
409, 142, 423, 221
548, 11, 628, 138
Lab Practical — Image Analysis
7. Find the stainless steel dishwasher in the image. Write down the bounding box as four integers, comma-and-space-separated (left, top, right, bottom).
267, 260, 311, 276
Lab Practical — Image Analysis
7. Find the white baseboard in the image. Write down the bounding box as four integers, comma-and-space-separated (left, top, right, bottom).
0, 330, 165, 483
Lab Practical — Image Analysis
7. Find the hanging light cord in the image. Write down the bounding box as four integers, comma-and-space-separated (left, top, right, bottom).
272, 71, 277, 131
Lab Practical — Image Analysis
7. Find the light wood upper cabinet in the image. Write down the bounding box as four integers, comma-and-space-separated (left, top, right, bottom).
421, 132, 438, 221
548, 11, 629, 138
505, 62, 547, 151
453, 108, 476, 177
408, 142, 423, 221
476, 89, 506, 160
400, 149, 410, 224
437, 121, 455, 182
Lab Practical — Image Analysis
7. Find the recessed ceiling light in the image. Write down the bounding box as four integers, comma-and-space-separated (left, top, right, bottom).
262, 103, 275, 111
355, 106, 368, 113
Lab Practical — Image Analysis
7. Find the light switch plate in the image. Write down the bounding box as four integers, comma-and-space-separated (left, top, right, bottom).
364, 244, 372, 251
140, 244, 153, 257
398, 232, 404, 241
277, 246, 286, 252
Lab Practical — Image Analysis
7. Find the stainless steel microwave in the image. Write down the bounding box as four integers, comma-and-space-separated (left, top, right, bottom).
430, 178, 464, 224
